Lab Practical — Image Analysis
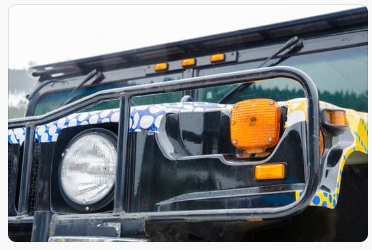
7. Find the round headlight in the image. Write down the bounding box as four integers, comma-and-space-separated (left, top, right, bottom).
59, 129, 117, 208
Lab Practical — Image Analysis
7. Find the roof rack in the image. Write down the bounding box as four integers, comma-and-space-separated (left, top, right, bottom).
29, 7, 367, 80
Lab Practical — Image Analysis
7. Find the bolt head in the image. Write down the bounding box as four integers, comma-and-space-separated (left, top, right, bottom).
232, 140, 237, 144
268, 137, 273, 142
269, 100, 274, 105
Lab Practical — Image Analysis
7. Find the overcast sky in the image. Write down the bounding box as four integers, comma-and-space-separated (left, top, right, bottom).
8, 5, 359, 69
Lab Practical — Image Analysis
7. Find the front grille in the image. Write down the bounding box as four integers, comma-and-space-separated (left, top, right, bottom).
28, 142, 41, 213
8, 144, 13, 191
8, 143, 20, 216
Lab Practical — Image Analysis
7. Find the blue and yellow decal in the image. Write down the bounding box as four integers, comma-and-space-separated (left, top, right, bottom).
8, 102, 229, 145
295, 103, 368, 209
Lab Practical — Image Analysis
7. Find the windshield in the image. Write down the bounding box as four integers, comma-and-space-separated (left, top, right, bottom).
198, 45, 367, 112
34, 45, 367, 115
34, 74, 183, 115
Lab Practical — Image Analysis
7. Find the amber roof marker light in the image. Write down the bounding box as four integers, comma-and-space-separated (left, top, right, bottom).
210, 53, 225, 63
182, 58, 196, 67
154, 62, 168, 71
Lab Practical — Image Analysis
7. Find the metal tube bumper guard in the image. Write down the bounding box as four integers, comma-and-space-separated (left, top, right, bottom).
8, 66, 320, 240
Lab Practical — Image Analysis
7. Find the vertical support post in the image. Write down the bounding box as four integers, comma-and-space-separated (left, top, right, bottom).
114, 96, 131, 213
17, 125, 35, 215
182, 68, 197, 100
31, 211, 53, 242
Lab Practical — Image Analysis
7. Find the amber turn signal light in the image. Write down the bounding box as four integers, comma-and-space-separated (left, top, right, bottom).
230, 99, 281, 153
325, 110, 347, 126
255, 163, 285, 180
319, 129, 324, 156
154, 62, 168, 71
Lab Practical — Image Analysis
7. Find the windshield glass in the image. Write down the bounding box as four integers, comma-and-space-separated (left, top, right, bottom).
34, 74, 183, 115
34, 45, 367, 115
198, 45, 367, 112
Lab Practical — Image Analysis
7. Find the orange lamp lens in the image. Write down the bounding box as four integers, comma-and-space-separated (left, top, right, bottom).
255, 163, 285, 180
325, 110, 347, 126
154, 62, 168, 71
319, 129, 324, 156
210, 53, 225, 62
182, 58, 196, 67
230, 99, 281, 153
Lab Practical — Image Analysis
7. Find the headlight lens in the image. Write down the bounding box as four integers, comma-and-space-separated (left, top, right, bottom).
59, 131, 117, 206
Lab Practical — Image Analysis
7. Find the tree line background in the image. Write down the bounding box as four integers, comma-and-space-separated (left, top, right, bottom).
8, 69, 37, 119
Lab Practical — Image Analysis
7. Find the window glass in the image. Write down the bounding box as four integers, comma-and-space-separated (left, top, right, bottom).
198, 46, 367, 112
34, 73, 182, 115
